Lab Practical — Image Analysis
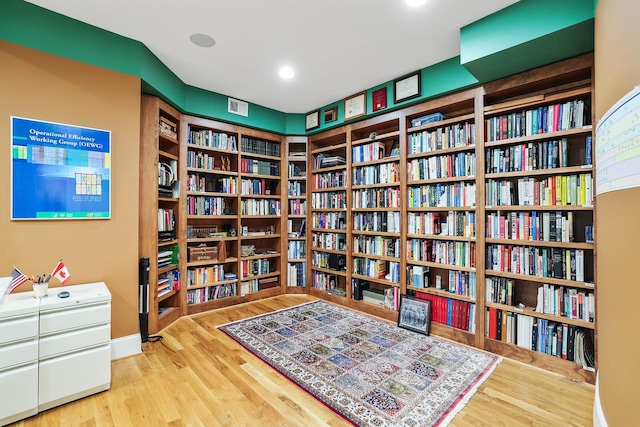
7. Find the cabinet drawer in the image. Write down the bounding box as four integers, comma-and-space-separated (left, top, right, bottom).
0, 362, 38, 425
39, 344, 111, 411
0, 313, 38, 344
39, 323, 110, 359
0, 338, 38, 370
39, 302, 110, 335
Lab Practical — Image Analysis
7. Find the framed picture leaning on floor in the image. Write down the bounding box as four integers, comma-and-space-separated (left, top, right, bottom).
398, 294, 431, 336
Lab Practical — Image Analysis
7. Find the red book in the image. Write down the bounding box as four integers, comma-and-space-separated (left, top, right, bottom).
488, 307, 498, 339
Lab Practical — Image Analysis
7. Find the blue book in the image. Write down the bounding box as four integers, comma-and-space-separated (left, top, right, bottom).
585, 135, 592, 165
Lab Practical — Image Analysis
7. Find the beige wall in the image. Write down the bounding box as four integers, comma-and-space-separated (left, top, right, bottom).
595, 1, 640, 425
0, 41, 140, 340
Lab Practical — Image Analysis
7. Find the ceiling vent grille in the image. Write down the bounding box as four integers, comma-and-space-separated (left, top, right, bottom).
228, 98, 248, 117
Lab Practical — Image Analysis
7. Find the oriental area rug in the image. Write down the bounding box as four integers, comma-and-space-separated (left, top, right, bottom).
218, 301, 501, 426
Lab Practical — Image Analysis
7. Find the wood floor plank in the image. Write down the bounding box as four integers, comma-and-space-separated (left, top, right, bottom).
10, 295, 594, 426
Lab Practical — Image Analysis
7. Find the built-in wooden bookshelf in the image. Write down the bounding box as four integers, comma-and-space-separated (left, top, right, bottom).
308, 128, 349, 300
285, 136, 308, 292
139, 95, 184, 334
480, 54, 595, 383
402, 88, 480, 348
139, 54, 595, 384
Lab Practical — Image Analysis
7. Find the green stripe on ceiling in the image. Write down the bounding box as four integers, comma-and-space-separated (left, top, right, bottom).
460, 0, 595, 82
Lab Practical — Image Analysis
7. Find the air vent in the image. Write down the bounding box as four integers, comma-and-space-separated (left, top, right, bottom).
228, 98, 249, 117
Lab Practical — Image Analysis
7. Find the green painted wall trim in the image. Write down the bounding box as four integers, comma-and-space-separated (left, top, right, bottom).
460, 0, 594, 82
309, 57, 479, 134
3, 0, 594, 136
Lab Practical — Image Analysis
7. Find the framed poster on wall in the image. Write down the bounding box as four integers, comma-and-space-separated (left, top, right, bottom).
10, 116, 112, 220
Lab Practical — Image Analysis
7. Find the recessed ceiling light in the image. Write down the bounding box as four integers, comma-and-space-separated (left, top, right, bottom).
406, 0, 427, 7
279, 66, 295, 79
190, 33, 216, 48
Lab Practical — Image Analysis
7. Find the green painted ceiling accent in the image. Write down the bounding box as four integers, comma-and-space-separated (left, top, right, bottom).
460, 0, 595, 83
3, 0, 595, 135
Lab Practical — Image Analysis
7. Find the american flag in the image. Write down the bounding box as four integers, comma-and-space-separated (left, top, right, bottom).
9, 268, 28, 293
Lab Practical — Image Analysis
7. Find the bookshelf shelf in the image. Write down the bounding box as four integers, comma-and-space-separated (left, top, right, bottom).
407, 206, 476, 212
352, 252, 399, 262
187, 257, 239, 268
407, 113, 475, 133
352, 230, 400, 237
240, 233, 282, 239
187, 191, 237, 198
311, 266, 347, 276
240, 152, 280, 161
185, 143, 237, 154
408, 176, 476, 185
485, 238, 594, 249
187, 278, 239, 290
186, 167, 238, 176
158, 150, 179, 161
407, 145, 475, 159
407, 285, 476, 303
486, 165, 592, 179
485, 270, 594, 289
187, 237, 237, 243
484, 302, 595, 329
483, 127, 593, 148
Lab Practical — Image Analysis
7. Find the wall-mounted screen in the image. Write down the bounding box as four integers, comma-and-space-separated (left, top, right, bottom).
11, 116, 111, 220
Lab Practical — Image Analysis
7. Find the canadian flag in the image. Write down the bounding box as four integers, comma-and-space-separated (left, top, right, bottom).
52, 260, 71, 285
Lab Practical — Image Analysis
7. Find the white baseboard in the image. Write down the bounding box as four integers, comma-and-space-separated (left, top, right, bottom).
110, 333, 142, 360
594, 371, 608, 427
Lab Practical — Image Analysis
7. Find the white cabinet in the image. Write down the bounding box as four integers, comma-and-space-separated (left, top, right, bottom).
0, 280, 111, 425
0, 283, 39, 426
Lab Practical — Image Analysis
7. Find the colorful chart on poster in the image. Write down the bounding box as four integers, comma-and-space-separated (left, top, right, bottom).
595, 86, 640, 195
11, 116, 111, 220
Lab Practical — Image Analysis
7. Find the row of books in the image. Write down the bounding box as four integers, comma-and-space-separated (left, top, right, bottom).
288, 180, 304, 196
413, 292, 476, 332
186, 282, 236, 304
311, 270, 341, 292
158, 208, 175, 232
187, 174, 237, 194
240, 258, 275, 278
288, 163, 304, 178
352, 211, 400, 233
486, 99, 588, 142
487, 244, 588, 282
311, 251, 346, 271
407, 182, 477, 208
534, 284, 595, 322
240, 178, 278, 196
408, 121, 476, 154
289, 199, 306, 216
187, 266, 233, 287
240, 199, 281, 216
353, 236, 399, 258
287, 218, 306, 237
311, 191, 347, 210
353, 258, 400, 283
311, 211, 346, 230
187, 150, 235, 170
312, 231, 346, 251
241, 136, 280, 157
352, 141, 386, 164
485, 137, 591, 174
187, 195, 228, 216
421, 270, 478, 299
188, 128, 237, 151
407, 152, 476, 181
240, 158, 279, 176
352, 162, 400, 186
158, 246, 179, 269
287, 240, 306, 259
487, 310, 595, 368
313, 170, 346, 189
407, 239, 477, 268
408, 211, 476, 237
287, 262, 306, 287
485, 173, 594, 207
352, 187, 401, 209
486, 211, 579, 242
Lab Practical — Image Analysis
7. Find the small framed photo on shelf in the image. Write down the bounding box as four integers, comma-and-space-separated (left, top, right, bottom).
397, 294, 431, 336
372, 87, 387, 112
324, 107, 338, 124
344, 92, 366, 120
305, 110, 320, 131
394, 71, 421, 103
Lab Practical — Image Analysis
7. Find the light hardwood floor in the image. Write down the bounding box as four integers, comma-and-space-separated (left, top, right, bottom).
12, 295, 595, 426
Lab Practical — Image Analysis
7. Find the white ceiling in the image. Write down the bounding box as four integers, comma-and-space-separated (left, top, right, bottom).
25, 0, 518, 114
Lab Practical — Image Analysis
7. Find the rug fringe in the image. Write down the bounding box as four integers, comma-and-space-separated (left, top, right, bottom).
215, 299, 319, 329
437, 356, 503, 426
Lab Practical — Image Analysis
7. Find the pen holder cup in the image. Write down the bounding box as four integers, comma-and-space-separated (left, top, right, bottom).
33, 282, 49, 298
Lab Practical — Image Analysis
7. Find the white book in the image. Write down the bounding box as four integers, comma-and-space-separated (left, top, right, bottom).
576, 249, 584, 282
